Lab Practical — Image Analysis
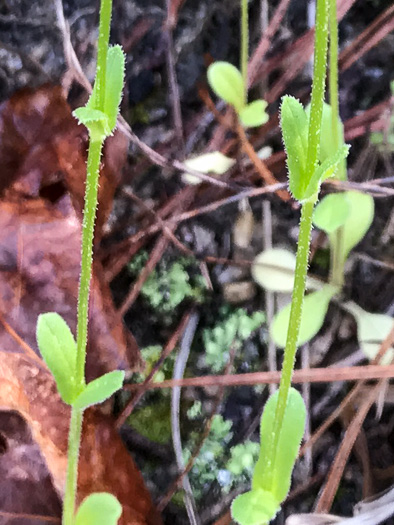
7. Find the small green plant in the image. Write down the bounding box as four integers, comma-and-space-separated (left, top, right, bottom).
207, 0, 268, 128
231, 0, 350, 523
251, 0, 392, 360
35, 0, 125, 523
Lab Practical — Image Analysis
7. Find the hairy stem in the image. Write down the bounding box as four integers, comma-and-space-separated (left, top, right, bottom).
266, 0, 329, 485
63, 408, 83, 525
329, 0, 339, 155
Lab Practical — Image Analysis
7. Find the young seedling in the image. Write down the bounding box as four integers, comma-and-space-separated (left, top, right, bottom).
36, 0, 125, 523
232, 0, 349, 523
207, 0, 268, 128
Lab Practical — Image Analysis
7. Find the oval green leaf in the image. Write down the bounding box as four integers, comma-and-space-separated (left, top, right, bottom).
336, 191, 374, 261
239, 100, 269, 128
313, 192, 350, 234
72, 370, 125, 410
232, 489, 280, 525
271, 285, 338, 348
253, 388, 306, 503
104, 45, 125, 133
36, 313, 78, 404
75, 493, 122, 525
280, 96, 309, 201
343, 302, 394, 363
207, 61, 245, 112
252, 249, 296, 293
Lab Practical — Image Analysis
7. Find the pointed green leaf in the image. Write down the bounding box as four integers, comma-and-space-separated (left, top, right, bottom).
104, 45, 125, 132
306, 102, 347, 180
343, 302, 394, 363
232, 489, 280, 525
333, 191, 374, 261
313, 192, 350, 234
73, 107, 110, 142
75, 493, 122, 525
280, 96, 309, 200
303, 144, 350, 200
36, 313, 78, 404
239, 99, 269, 128
271, 285, 338, 348
253, 388, 306, 503
207, 61, 245, 112
72, 371, 125, 410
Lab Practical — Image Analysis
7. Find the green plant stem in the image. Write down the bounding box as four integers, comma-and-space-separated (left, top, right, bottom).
240, 0, 248, 104
266, 0, 329, 485
75, 139, 104, 388
96, 0, 113, 109
328, 0, 339, 153
63, 408, 83, 525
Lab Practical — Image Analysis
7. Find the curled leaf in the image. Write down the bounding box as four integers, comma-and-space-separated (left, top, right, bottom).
207, 61, 245, 112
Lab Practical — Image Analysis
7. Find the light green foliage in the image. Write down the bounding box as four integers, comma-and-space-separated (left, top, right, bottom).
271, 285, 338, 348
72, 371, 125, 410
307, 102, 346, 179
128, 254, 205, 316
207, 62, 268, 128
130, 399, 172, 444
227, 442, 260, 477
238, 100, 269, 128
74, 45, 125, 142
207, 62, 244, 112
36, 313, 79, 404
232, 388, 306, 525
343, 302, 394, 363
203, 308, 265, 372
181, 151, 235, 185
184, 414, 233, 499
75, 493, 122, 525
136, 345, 172, 383
280, 96, 349, 201
313, 192, 350, 233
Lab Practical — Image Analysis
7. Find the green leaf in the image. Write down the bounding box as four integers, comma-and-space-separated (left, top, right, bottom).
303, 144, 350, 200
75, 493, 122, 525
239, 100, 269, 128
280, 96, 309, 200
334, 191, 374, 261
73, 107, 111, 142
104, 45, 125, 133
271, 285, 338, 348
313, 192, 350, 234
72, 371, 125, 410
181, 151, 235, 185
307, 102, 346, 180
207, 61, 245, 112
36, 313, 78, 404
252, 248, 296, 293
232, 489, 280, 525
343, 302, 394, 363
253, 388, 306, 503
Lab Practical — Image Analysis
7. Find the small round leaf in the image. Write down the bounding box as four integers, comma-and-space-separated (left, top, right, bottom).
207, 61, 245, 112
239, 100, 269, 128
252, 249, 296, 293
313, 192, 350, 233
